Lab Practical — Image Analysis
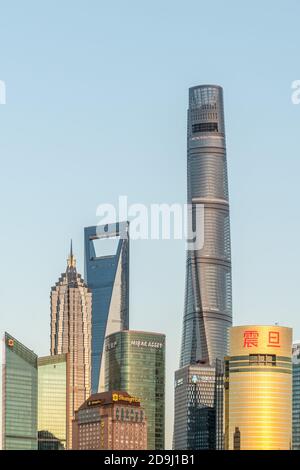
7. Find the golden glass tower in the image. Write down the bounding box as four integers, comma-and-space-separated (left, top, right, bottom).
38, 354, 70, 450
225, 325, 292, 450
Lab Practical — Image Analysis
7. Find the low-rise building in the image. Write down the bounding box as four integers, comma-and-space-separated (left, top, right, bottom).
72, 391, 147, 450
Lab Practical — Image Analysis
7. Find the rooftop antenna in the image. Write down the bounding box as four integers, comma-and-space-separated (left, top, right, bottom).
67, 239, 76, 268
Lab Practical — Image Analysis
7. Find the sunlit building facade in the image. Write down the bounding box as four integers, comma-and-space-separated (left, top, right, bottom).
292, 342, 300, 450
51, 243, 92, 448
105, 330, 165, 450
84, 222, 129, 393
2, 332, 38, 450
225, 325, 292, 450
38, 354, 70, 450
72, 391, 147, 450
173, 361, 224, 450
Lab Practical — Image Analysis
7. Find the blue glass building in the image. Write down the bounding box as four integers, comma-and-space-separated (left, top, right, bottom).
84, 222, 129, 393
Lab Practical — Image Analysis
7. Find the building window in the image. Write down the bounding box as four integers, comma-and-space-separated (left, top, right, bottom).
192, 122, 218, 133
249, 354, 276, 366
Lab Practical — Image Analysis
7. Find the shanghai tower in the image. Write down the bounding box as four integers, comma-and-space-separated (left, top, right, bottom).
174, 85, 232, 449
181, 84, 232, 367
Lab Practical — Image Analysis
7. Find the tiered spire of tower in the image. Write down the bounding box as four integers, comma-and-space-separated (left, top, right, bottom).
67, 239, 76, 268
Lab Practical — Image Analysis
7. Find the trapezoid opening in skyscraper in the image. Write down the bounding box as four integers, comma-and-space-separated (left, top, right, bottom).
84, 221, 129, 393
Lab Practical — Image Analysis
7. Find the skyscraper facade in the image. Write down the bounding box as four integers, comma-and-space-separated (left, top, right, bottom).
173, 360, 224, 450
38, 354, 70, 450
225, 325, 292, 450
292, 342, 300, 450
181, 84, 232, 368
72, 391, 147, 450
50, 244, 92, 449
174, 85, 231, 449
84, 222, 129, 393
2, 332, 38, 450
174, 365, 216, 450
104, 330, 165, 450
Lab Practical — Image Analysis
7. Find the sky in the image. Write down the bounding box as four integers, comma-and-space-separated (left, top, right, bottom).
1, 0, 300, 449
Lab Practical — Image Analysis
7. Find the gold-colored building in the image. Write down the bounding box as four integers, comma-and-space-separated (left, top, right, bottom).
51, 244, 92, 449
225, 325, 292, 450
38, 354, 70, 450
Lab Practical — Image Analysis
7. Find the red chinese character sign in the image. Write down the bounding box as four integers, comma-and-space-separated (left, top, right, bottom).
243, 330, 259, 348
231, 326, 291, 358
267, 331, 280, 348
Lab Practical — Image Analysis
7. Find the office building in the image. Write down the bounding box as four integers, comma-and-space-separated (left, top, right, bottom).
84, 222, 129, 393
2, 332, 38, 450
292, 342, 300, 450
38, 354, 70, 450
180, 84, 232, 368
225, 325, 292, 450
72, 391, 147, 450
51, 243, 92, 448
174, 85, 231, 449
105, 330, 165, 450
173, 360, 224, 450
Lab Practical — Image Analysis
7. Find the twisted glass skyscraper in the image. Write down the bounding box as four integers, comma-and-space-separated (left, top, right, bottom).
174, 85, 231, 450
181, 85, 232, 368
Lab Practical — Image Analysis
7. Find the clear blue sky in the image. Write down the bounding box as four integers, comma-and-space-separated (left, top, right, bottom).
1, 0, 300, 449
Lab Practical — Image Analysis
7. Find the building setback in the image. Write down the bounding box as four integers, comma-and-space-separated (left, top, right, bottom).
84, 222, 129, 393
105, 330, 165, 450
72, 391, 147, 450
225, 325, 292, 450
50, 243, 92, 448
38, 354, 70, 450
2, 332, 38, 450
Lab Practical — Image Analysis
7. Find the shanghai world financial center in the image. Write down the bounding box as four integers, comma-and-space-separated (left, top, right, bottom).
84, 221, 130, 394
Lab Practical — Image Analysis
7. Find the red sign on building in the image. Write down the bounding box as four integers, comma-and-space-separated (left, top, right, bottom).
267, 331, 280, 348
243, 330, 259, 348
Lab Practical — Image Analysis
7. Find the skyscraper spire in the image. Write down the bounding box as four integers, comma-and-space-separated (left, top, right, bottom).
67, 239, 76, 268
